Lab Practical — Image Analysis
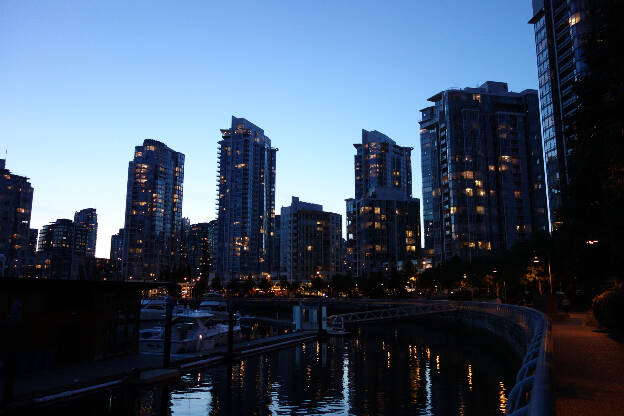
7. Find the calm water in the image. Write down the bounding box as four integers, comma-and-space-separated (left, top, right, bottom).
33, 321, 517, 416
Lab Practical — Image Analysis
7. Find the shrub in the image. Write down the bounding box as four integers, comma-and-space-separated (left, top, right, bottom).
592, 284, 624, 332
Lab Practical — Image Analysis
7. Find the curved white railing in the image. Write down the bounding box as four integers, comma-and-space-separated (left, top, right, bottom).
453, 302, 554, 416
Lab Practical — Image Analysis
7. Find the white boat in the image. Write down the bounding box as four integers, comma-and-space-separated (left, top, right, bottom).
140, 297, 168, 321
139, 310, 240, 354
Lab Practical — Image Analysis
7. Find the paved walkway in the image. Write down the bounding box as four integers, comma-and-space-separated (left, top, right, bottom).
552, 312, 624, 415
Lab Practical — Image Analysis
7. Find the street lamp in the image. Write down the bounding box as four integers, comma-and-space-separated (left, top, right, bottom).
533, 255, 553, 294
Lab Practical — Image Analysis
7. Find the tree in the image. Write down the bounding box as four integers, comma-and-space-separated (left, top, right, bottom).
330, 273, 355, 296
258, 277, 272, 293
243, 275, 256, 296
311, 276, 328, 294
524, 262, 546, 295
210, 276, 223, 291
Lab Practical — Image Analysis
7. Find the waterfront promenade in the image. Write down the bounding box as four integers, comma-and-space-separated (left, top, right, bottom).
552, 312, 624, 415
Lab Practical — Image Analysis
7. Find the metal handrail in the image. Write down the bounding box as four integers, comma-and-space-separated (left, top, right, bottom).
326, 300, 553, 415
453, 302, 554, 416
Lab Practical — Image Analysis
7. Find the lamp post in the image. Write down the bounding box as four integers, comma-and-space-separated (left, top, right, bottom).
533, 255, 553, 294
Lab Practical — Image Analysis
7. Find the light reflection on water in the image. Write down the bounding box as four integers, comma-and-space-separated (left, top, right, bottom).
167, 322, 515, 416
28, 321, 516, 416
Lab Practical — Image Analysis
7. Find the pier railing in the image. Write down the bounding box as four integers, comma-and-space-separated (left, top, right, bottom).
453, 302, 554, 416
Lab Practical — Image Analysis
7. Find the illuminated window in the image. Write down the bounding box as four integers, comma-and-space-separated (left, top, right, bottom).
514, 191, 522, 198
472, 94, 481, 103
465, 188, 473, 196
374, 207, 381, 215
450, 206, 457, 214
489, 165, 496, 171
307, 245, 313, 252
569, 12, 581, 26
476, 206, 485, 214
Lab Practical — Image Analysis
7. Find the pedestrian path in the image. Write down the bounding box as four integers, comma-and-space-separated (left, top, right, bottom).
552, 312, 624, 415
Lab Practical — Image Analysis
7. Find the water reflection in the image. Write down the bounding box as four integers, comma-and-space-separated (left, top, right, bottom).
167, 322, 516, 415
28, 321, 517, 416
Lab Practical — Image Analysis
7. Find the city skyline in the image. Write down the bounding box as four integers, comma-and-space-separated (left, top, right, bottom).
1, 1, 540, 258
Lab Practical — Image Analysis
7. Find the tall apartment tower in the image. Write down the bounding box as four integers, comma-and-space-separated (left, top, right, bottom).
280, 197, 342, 283
419, 81, 548, 264
269, 214, 281, 277
187, 221, 217, 280
216, 117, 277, 281
354, 130, 412, 199
346, 131, 421, 276
73, 208, 97, 257
0, 159, 34, 277
529, 0, 591, 228
122, 139, 185, 280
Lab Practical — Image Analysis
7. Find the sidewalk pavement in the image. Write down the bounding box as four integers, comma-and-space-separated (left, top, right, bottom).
552, 312, 624, 415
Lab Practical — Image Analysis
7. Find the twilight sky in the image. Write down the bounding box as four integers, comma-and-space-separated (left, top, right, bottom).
0, 0, 539, 258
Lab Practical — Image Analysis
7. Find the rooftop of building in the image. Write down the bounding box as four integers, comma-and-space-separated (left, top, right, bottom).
425, 81, 538, 104
354, 129, 412, 151
1, 159, 32, 181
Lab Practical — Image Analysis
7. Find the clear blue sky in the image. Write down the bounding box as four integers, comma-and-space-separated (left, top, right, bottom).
0, 1, 539, 258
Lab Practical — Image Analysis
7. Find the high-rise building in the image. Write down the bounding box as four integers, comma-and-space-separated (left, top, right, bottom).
0, 159, 34, 277
73, 208, 98, 257
28, 228, 38, 255
216, 116, 277, 281
110, 229, 125, 263
37, 218, 75, 279
187, 221, 217, 280
529, 0, 591, 228
419, 81, 548, 264
346, 132, 421, 276
38, 219, 75, 254
122, 139, 185, 280
346, 191, 421, 277
354, 130, 412, 200
109, 228, 124, 280
269, 214, 281, 278
280, 197, 342, 283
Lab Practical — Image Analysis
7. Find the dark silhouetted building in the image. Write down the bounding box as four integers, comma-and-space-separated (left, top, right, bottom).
28, 228, 38, 255
346, 131, 421, 276
187, 220, 217, 280
73, 208, 98, 257
0, 159, 34, 277
420, 81, 548, 264
110, 228, 124, 280
122, 139, 185, 280
216, 117, 277, 281
270, 214, 281, 278
37, 218, 75, 279
280, 197, 342, 283
529, 0, 592, 228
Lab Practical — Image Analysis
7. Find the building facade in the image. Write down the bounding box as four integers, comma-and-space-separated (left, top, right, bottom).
73, 208, 98, 257
529, 0, 591, 228
419, 81, 548, 264
187, 221, 217, 280
280, 197, 342, 283
346, 132, 421, 276
346, 190, 421, 277
354, 130, 412, 200
0, 159, 34, 277
216, 117, 277, 281
122, 139, 185, 280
